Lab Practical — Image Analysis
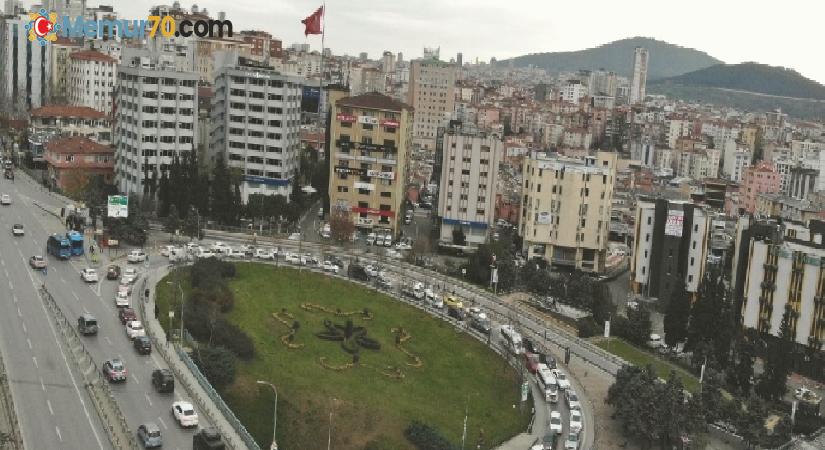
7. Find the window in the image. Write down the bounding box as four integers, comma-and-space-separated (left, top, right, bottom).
647, 216, 651, 225
337, 186, 349, 193
646, 233, 650, 242
380, 192, 391, 198
690, 257, 695, 266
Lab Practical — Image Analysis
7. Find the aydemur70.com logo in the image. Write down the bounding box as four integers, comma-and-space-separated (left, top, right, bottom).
25, 8, 233, 46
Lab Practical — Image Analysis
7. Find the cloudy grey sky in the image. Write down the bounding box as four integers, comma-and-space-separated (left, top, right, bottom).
54, 1, 825, 83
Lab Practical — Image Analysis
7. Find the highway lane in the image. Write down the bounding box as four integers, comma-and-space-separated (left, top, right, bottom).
6, 176, 212, 450
0, 182, 111, 450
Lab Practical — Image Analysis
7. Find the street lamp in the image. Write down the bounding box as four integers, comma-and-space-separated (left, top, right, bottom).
166, 277, 184, 342
256, 380, 278, 450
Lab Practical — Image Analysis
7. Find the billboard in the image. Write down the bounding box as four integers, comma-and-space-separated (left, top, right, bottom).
537, 211, 552, 225
366, 170, 395, 180
665, 211, 684, 237
301, 86, 321, 113
107, 195, 128, 218
358, 115, 379, 125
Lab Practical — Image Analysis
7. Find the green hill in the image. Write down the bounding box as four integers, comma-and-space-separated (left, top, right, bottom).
499, 37, 722, 79
652, 62, 825, 100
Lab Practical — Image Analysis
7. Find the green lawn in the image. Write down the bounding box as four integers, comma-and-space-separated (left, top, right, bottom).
157, 262, 530, 450
595, 338, 700, 393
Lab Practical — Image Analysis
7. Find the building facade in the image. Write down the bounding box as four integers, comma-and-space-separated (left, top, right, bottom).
210, 53, 303, 202
407, 58, 456, 150
631, 199, 711, 300
629, 47, 648, 104
44, 135, 114, 191
437, 123, 502, 247
519, 151, 617, 273
740, 161, 780, 214
30, 105, 112, 145
0, 13, 51, 116
67, 50, 116, 116
328, 93, 413, 237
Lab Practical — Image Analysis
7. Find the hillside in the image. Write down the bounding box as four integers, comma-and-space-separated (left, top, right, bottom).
652, 63, 825, 100
500, 37, 722, 79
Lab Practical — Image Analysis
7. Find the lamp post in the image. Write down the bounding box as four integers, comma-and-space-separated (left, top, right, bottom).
256, 380, 278, 450
165, 277, 184, 342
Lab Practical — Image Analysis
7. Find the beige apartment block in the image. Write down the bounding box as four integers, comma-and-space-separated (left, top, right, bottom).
407, 59, 455, 150
329, 93, 413, 237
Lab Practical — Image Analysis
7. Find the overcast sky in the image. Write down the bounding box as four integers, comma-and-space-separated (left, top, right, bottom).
42, 1, 825, 83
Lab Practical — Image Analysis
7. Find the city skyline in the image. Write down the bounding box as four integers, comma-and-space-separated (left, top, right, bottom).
26, 0, 823, 85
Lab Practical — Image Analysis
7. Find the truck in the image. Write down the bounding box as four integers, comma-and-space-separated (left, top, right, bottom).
67, 231, 84, 256
47, 234, 72, 259
500, 324, 524, 355
192, 427, 225, 450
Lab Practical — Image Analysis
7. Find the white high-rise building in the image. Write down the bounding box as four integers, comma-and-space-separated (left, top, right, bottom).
114, 47, 198, 195
0, 14, 51, 116
67, 50, 116, 116
210, 52, 303, 202
629, 47, 648, 104
408, 58, 456, 150
437, 124, 502, 247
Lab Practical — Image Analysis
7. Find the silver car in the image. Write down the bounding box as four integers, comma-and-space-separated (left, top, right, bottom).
137, 422, 162, 448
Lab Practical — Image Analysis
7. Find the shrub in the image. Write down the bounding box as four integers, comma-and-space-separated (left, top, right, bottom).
192, 346, 236, 388
191, 258, 236, 288
212, 319, 255, 359
577, 317, 601, 338
404, 421, 459, 450
189, 285, 234, 313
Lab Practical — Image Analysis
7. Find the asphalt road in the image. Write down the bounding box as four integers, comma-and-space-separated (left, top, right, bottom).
0, 174, 211, 450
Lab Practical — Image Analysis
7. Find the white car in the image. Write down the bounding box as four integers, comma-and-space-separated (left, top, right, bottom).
115, 290, 130, 308
412, 281, 425, 299
255, 248, 275, 260
121, 268, 138, 285
321, 224, 331, 239
11, 224, 24, 236
300, 254, 319, 266
127, 250, 147, 263
564, 432, 579, 450
364, 265, 379, 278
386, 249, 403, 259
395, 241, 412, 251
566, 389, 581, 411
287, 232, 302, 241
125, 320, 145, 339
366, 232, 377, 245
197, 248, 216, 259
81, 268, 99, 282
569, 409, 583, 433
0, 194, 10, 205
549, 411, 563, 434
160, 245, 175, 257
552, 369, 570, 390
186, 242, 201, 253
171, 401, 198, 428
383, 234, 393, 247
322, 261, 340, 273
211, 241, 230, 254
284, 253, 300, 264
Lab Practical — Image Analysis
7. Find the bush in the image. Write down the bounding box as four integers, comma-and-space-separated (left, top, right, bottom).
183, 299, 214, 342
577, 317, 601, 338
189, 285, 235, 313
404, 421, 458, 450
212, 319, 255, 359
192, 346, 236, 388
191, 259, 236, 289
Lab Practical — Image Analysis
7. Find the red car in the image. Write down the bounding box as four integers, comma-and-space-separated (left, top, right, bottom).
523, 352, 540, 374
102, 359, 127, 382
118, 308, 137, 325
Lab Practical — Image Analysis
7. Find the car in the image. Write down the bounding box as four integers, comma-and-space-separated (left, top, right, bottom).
172, 401, 199, 428
366, 232, 377, 245
300, 253, 320, 266
255, 248, 275, 260
137, 422, 162, 448
569, 408, 583, 433
119, 308, 137, 325
549, 411, 563, 434
287, 232, 302, 241
564, 432, 579, 450
447, 306, 466, 321
541, 431, 558, 450
77, 314, 98, 335
193, 427, 224, 449
444, 295, 463, 309
81, 268, 98, 282
125, 320, 146, 339
523, 352, 540, 374
364, 265, 379, 278
0, 194, 10, 205
197, 248, 216, 259
127, 249, 147, 263
322, 261, 340, 273
395, 240, 412, 251
647, 333, 663, 349
115, 290, 130, 308
321, 224, 331, 239
383, 234, 393, 247
134, 336, 152, 355
404, 215, 412, 225
386, 249, 403, 259
226, 248, 246, 259
377, 275, 393, 289
552, 369, 571, 390
107, 264, 121, 280
469, 313, 491, 334
211, 241, 231, 254
102, 359, 127, 382
284, 252, 300, 264
160, 245, 175, 257
566, 390, 581, 411
151, 369, 175, 393
119, 283, 133, 296
11, 224, 23, 236
122, 268, 138, 284
29, 255, 47, 269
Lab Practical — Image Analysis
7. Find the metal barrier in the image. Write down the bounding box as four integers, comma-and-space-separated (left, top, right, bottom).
0, 335, 25, 450
38, 286, 138, 450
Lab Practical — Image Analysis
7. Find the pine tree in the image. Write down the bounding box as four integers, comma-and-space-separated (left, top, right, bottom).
210, 155, 232, 224
756, 305, 794, 401
686, 269, 724, 351
664, 278, 691, 347
157, 168, 170, 217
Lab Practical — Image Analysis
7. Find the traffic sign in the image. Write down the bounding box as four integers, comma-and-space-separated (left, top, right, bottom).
107, 195, 128, 218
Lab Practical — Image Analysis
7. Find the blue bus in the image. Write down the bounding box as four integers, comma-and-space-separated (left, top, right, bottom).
66, 231, 84, 256
47, 234, 72, 259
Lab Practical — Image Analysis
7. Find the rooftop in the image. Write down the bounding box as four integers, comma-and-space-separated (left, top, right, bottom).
31, 106, 107, 120
69, 50, 116, 63
46, 136, 113, 154
337, 92, 412, 112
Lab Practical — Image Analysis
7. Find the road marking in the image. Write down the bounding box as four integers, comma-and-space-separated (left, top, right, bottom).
21, 322, 26, 333
40, 377, 45, 391
55, 426, 62, 441
72, 291, 80, 301
32, 356, 38, 368
132, 372, 140, 384
47, 399, 54, 415
157, 417, 168, 430
1, 259, 4, 266
12, 295, 17, 304
17, 306, 22, 317
26, 338, 32, 349
8, 279, 12, 290
144, 393, 153, 407
105, 337, 112, 345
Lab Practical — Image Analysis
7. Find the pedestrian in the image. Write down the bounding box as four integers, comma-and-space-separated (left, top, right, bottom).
43, 266, 48, 276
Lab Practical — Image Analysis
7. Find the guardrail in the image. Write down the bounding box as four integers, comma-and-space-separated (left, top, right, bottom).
38, 286, 138, 450
0, 335, 25, 450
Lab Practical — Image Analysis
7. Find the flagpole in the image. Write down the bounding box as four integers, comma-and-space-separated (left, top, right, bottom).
317, 1, 326, 130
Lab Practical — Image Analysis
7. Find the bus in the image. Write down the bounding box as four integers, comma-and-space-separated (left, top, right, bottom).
47, 234, 72, 259
67, 231, 84, 256
535, 363, 559, 403
500, 324, 524, 355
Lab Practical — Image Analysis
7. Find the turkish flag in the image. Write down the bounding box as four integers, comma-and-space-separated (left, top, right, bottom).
302, 6, 324, 36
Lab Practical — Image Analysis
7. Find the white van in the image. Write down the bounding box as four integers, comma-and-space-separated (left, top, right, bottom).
535, 364, 559, 403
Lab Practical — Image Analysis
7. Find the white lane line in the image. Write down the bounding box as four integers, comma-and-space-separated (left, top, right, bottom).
1, 259, 4, 266
17, 306, 22, 317
47, 399, 54, 415
8, 279, 12, 290
26, 338, 32, 349
40, 377, 46, 392
104, 337, 112, 345
132, 372, 140, 384
32, 356, 38, 368
144, 393, 153, 407
55, 426, 62, 442
157, 417, 168, 430
72, 291, 80, 301
21, 322, 27, 333
12, 295, 17, 304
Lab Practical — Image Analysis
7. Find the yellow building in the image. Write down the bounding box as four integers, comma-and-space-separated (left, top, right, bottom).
328, 93, 413, 237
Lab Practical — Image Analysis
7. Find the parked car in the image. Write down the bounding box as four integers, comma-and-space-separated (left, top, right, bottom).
395, 240, 412, 251
447, 306, 466, 321
102, 359, 128, 382
197, 248, 216, 259
284, 253, 300, 264
160, 245, 175, 257
29, 255, 47, 269
127, 250, 147, 263
549, 411, 563, 434
366, 232, 376, 245
133, 336, 152, 355
377, 275, 393, 289
172, 401, 199, 428
569, 408, 583, 433
81, 268, 99, 282
210, 241, 231, 254
382, 233, 393, 247
647, 333, 663, 349
77, 314, 98, 336
364, 265, 379, 278
119, 308, 137, 325
566, 390, 581, 411
541, 432, 558, 450
386, 249, 403, 259
11, 224, 24, 236
115, 290, 130, 308
151, 369, 174, 393
564, 432, 579, 450
107, 264, 121, 280
137, 422, 162, 448
125, 320, 146, 339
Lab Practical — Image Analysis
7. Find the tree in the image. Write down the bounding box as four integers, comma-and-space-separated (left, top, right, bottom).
61, 168, 90, 199
664, 280, 691, 347
452, 227, 466, 246
157, 167, 170, 217
164, 204, 180, 235
727, 336, 755, 397
328, 209, 355, 242
192, 346, 236, 388
686, 269, 725, 351
625, 306, 652, 346
756, 305, 794, 401
210, 155, 234, 224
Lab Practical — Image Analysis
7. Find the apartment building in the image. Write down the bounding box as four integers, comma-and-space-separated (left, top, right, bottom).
739, 219, 825, 347
328, 93, 413, 237
210, 53, 303, 202
114, 48, 198, 195
629, 47, 648, 104
631, 198, 711, 300
407, 58, 456, 150
45, 136, 114, 191
194, 37, 252, 83
48, 37, 82, 103
740, 161, 780, 214
67, 50, 116, 116
30, 105, 112, 145
0, 13, 51, 116
519, 151, 617, 273
437, 123, 502, 247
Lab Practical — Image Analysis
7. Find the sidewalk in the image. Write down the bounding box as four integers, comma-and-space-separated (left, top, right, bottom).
496, 380, 549, 449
